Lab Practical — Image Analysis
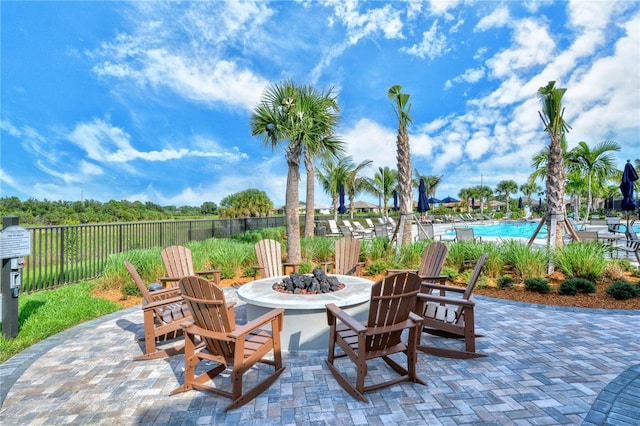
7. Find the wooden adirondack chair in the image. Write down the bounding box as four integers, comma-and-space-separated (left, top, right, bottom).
252, 239, 299, 279
415, 253, 488, 359
574, 230, 599, 242
171, 276, 285, 411
325, 272, 425, 402
124, 261, 193, 360
320, 236, 364, 276
386, 241, 449, 293
158, 245, 221, 287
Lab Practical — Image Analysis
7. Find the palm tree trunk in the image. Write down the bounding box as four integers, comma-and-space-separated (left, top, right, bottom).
285, 159, 302, 264
546, 134, 566, 251
397, 126, 413, 244
303, 152, 315, 238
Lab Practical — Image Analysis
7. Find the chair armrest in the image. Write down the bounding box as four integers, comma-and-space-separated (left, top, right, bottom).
157, 276, 179, 286
419, 275, 448, 283
251, 265, 266, 279
283, 262, 300, 274
230, 308, 284, 339
319, 261, 333, 273
142, 295, 185, 311
386, 268, 418, 276
420, 283, 465, 294
417, 293, 475, 308
183, 323, 234, 342
366, 318, 418, 335
326, 303, 366, 333
195, 269, 222, 284
149, 287, 182, 300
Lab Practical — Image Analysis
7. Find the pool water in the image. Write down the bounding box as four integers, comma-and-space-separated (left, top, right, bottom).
443, 221, 640, 240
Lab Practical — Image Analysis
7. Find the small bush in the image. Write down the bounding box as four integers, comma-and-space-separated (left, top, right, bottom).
606, 280, 640, 300
121, 280, 141, 298
243, 266, 257, 278
558, 278, 596, 296
524, 277, 551, 294
441, 267, 458, 281
603, 262, 626, 281
298, 261, 313, 274
366, 260, 388, 276
476, 275, 490, 289
497, 275, 515, 289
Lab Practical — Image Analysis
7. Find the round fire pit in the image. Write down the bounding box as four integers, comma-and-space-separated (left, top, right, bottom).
237, 274, 373, 351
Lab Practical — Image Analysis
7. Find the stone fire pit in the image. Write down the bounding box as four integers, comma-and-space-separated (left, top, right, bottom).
237, 273, 374, 351
272, 269, 345, 294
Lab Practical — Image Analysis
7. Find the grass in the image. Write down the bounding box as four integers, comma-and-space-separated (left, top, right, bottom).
0, 281, 122, 363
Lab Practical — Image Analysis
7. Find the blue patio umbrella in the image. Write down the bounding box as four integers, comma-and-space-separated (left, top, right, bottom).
417, 178, 430, 213
620, 160, 638, 227
338, 183, 347, 214
518, 197, 523, 210
441, 196, 459, 204
392, 190, 399, 211
426, 197, 441, 204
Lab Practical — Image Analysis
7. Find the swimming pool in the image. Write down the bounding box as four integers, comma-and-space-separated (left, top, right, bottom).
442, 220, 640, 240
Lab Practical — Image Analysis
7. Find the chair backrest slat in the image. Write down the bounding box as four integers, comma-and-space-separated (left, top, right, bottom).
366, 272, 421, 350
335, 237, 361, 275
255, 239, 283, 278
179, 276, 234, 358
161, 245, 196, 278
417, 242, 448, 277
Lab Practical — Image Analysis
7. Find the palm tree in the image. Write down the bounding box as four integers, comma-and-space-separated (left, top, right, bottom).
413, 170, 442, 198
538, 81, 571, 253
567, 140, 621, 225
365, 166, 398, 218
388, 84, 413, 244
300, 85, 345, 238
459, 187, 474, 214
251, 81, 341, 263
316, 156, 351, 222
345, 159, 373, 219
475, 185, 493, 215
495, 180, 518, 213
520, 182, 541, 209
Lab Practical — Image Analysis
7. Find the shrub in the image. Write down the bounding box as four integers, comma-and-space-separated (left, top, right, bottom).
497, 275, 515, 289
476, 275, 490, 289
603, 262, 626, 281
554, 242, 608, 281
121, 280, 141, 298
500, 240, 549, 279
365, 237, 393, 262
366, 260, 388, 276
524, 277, 551, 294
606, 280, 640, 300
446, 241, 484, 271
298, 261, 313, 274
301, 237, 334, 263
558, 278, 596, 296
441, 267, 458, 281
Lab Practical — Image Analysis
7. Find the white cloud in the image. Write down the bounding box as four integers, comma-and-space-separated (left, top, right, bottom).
444, 67, 485, 89
340, 118, 397, 173
475, 6, 510, 31
401, 20, 449, 60
486, 18, 555, 78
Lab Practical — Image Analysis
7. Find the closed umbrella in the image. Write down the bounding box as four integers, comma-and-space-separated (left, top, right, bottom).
392, 190, 399, 211
518, 197, 523, 210
338, 183, 347, 215
471, 197, 475, 210
620, 160, 638, 228
417, 178, 430, 213
538, 197, 542, 209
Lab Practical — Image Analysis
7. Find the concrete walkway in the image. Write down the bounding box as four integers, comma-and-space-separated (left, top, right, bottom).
1, 289, 639, 425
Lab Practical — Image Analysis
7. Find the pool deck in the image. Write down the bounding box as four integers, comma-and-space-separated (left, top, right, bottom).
1, 287, 639, 425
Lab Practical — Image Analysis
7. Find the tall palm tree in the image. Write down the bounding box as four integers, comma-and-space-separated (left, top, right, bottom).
567, 140, 621, 225
300, 85, 345, 238
475, 185, 493, 215
495, 180, 518, 213
388, 84, 413, 244
365, 166, 398, 218
251, 81, 341, 263
538, 81, 571, 254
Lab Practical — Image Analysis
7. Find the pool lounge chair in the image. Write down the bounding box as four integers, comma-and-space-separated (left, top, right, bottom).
454, 227, 482, 242
326, 219, 342, 237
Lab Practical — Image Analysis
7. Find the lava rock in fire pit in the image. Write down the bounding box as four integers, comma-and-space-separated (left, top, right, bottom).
273, 268, 345, 294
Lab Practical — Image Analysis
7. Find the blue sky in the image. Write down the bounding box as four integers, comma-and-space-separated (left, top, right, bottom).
2, 1, 639, 208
